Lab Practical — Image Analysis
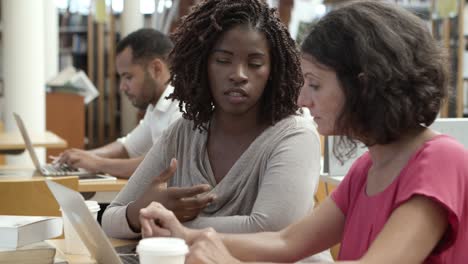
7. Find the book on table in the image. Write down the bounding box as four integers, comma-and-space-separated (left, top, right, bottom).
0, 215, 63, 249
0, 241, 56, 264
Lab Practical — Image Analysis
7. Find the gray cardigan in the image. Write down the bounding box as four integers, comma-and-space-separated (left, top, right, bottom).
102, 114, 321, 239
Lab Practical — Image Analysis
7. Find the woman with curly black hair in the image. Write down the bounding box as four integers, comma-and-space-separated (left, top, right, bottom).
167, 0, 303, 129
103, 1, 329, 260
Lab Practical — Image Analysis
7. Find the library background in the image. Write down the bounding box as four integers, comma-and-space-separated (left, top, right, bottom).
0, 0, 466, 263
0, 0, 467, 165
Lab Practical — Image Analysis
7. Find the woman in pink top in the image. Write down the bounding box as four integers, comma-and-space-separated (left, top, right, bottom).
137, 1, 468, 263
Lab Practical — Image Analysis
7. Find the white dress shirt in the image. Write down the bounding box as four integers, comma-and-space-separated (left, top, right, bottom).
117, 85, 181, 157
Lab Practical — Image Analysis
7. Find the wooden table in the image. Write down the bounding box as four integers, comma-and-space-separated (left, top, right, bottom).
48, 238, 136, 264
78, 178, 128, 192
0, 131, 67, 151
0, 166, 127, 194
78, 178, 128, 203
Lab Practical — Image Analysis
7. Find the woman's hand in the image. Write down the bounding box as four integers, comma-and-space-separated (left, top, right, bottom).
186, 228, 241, 264
128, 159, 216, 232
139, 201, 190, 239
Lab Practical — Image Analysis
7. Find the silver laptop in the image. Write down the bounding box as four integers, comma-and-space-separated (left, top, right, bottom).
46, 180, 138, 264
323, 118, 468, 177
13, 112, 114, 181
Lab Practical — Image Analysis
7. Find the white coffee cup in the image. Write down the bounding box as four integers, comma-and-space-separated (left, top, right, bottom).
61, 200, 100, 255
137, 237, 189, 264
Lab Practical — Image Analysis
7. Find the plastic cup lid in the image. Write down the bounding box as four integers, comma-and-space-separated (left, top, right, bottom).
137, 238, 189, 256
84, 200, 100, 212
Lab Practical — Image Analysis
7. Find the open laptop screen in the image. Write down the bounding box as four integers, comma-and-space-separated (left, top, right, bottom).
13, 112, 43, 170
46, 180, 129, 264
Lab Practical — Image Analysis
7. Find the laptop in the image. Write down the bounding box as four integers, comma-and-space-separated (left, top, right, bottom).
13, 112, 115, 181
46, 180, 139, 264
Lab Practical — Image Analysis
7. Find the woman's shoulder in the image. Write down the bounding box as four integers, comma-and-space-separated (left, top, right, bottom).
165, 117, 199, 133
396, 134, 468, 195
161, 117, 204, 143
430, 134, 466, 150
415, 134, 467, 165
257, 114, 321, 156
274, 111, 319, 136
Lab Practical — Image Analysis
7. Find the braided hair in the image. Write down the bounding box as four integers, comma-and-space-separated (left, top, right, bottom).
168, 0, 303, 131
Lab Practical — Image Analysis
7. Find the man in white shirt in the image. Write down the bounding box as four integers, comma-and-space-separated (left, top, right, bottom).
56, 29, 181, 178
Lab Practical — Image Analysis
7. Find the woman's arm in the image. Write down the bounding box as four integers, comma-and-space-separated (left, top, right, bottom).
140, 197, 345, 263
102, 140, 172, 238
358, 195, 448, 264
218, 198, 345, 263
102, 123, 214, 239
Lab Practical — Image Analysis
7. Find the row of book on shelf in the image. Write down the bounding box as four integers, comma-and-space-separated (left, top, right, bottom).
0, 215, 64, 264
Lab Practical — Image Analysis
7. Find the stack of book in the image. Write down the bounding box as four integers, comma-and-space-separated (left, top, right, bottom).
46, 65, 99, 105
0, 215, 63, 264
0, 241, 56, 264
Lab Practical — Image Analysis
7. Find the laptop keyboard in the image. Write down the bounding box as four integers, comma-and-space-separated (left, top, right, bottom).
43, 163, 79, 176
120, 255, 139, 264
116, 244, 139, 264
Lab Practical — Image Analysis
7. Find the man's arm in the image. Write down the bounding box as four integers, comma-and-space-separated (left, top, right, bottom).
55, 142, 140, 178
89, 156, 144, 178
88, 141, 130, 159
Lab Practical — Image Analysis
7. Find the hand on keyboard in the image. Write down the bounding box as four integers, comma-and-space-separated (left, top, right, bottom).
53, 149, 103, 173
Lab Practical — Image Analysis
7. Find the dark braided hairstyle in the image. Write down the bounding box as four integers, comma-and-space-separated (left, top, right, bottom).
168, 0, 303, 131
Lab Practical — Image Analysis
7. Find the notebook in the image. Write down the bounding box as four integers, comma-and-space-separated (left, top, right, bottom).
13, 112, 115, 181
45, 180, 139, 264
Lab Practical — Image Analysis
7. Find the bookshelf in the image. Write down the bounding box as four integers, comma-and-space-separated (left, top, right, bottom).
430, 0, 466, 117
59, 12, 89, 71
58, 9, 121, 149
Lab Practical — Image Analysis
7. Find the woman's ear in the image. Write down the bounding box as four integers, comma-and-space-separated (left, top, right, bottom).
357, 72, 366, 83
357, 72, 368, 91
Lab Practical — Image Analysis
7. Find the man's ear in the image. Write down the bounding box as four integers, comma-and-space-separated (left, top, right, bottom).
147, 58, 165, 80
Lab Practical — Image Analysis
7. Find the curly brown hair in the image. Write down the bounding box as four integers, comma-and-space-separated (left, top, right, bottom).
168, 0, 303, 131
301, 0, 449, 160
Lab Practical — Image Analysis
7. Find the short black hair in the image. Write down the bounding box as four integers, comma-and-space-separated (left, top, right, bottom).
301, 0, 449, 159
116, 28, 174, 65
168, 0, 303, 131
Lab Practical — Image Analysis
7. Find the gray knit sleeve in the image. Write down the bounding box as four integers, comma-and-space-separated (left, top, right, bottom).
101, 120, 180, 239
